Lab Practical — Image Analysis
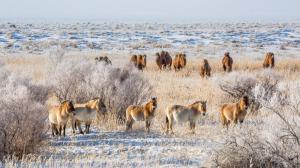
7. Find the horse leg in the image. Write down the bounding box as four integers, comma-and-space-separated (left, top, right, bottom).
169, 119, 174, 134
189, 121, 196, 134
126, 118, 134, 131
85, 122, 91, 134
126, 120, 133, 131
226, 121, 230, 130
51, 124, 56, 137
165, 116, 170, 134
62, 124, 66, 137
78, 122, 84, 134
145, 120, 150, 133
71, 118, 76, 134
58, 124, 62, 136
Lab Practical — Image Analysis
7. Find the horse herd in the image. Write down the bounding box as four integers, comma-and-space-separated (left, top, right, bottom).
48, 95, 250, 137
49, 51, 274, 137
96, 51, 275, 79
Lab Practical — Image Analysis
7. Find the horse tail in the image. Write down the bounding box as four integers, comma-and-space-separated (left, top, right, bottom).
220, 105, 226, 125
166, 116, 169, 126
75, 120, 78, 130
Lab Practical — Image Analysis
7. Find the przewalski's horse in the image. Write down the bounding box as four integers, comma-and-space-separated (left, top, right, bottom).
165, 101, 207, 134
220, 96, 249, 129
125, 97, 157, 133
48, 100, 75, 137
72, 98, 107, 134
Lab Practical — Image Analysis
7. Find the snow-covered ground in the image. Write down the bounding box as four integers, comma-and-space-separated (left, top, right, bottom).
0, 22, 299, 57
29, 126, 221, 167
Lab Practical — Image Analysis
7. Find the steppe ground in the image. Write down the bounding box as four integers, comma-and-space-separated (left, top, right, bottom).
2, 48, 300, 167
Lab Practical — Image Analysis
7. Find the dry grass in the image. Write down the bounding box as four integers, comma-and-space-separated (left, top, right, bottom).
1, 51, 300, 167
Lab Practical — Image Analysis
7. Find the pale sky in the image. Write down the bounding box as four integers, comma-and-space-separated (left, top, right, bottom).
0, 0, 299, 22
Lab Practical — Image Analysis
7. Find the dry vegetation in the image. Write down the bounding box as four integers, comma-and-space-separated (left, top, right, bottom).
1, 49, 300, 167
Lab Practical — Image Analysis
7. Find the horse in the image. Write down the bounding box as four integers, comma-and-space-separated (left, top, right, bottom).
71, 98, 107, 134
125, 97, 157, 133
220, 96, 249, 129
165, 101, 207, 134
48, 100, 75, 137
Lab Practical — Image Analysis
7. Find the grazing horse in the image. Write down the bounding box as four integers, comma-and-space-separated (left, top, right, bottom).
165, 101, 207, 134
71, 98, 107, 134
263, 52, 275, 68
48, 100, 75, 137
222, 52, 233, 72
199, 59, 211, 78
125, 97, 157, 132
220, 96, 249, 129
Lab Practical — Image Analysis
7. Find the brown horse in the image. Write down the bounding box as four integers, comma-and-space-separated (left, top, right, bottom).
165, 101, 207, 134
199, 59, 211, 78
48, 100, 75, 136
263, 52, 275, 68
220, 96, 249, 129
173, 53, 187, 71
125, 97, 157, 132
222, 52, 233, 72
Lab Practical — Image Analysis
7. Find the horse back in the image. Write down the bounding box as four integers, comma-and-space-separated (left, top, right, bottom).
167, 105, 192, 122
126, 105, 144, 121
48, 106, 60, 124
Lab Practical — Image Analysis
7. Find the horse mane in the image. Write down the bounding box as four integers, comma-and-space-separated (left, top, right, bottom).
59, 100, 69, 113
91, 97, 100, 101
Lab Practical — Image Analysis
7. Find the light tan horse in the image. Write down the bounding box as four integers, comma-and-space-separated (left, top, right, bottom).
220, 96, 249, 129
165, 101, 207, 134
48, 100, 75, 137
71, 98, 107, 134
125, 97, 157, 132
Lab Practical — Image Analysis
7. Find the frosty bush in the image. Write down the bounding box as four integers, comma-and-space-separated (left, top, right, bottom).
213, 80, 300, 168
214, 70, 282, 113
0, 68, 48, 160
48, 57, 152, 123
214, 71, 257, 99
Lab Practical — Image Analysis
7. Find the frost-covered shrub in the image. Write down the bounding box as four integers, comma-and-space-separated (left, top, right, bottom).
214, 70, 282, 113
213, 80, 300, 168
213, 71, 257, 99
0, 68, 48, 160
48, 57, 152, 123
